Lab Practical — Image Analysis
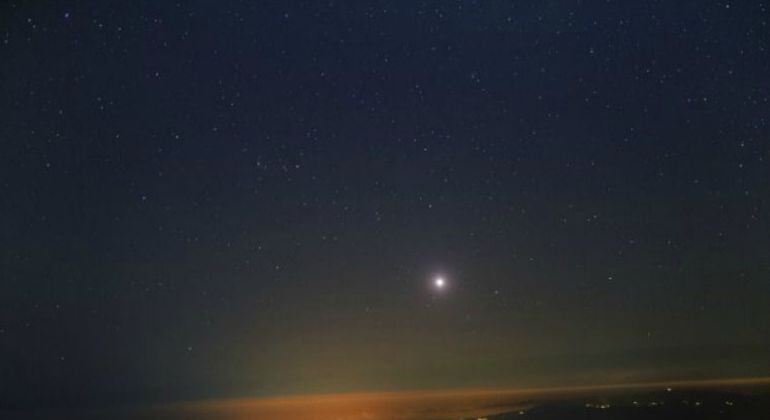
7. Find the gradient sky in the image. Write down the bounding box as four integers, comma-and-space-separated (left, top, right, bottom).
2, 0, 769, 411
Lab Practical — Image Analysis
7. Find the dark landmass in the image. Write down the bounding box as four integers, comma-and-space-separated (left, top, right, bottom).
3, 384, 769, 419
490, 389, 770, 420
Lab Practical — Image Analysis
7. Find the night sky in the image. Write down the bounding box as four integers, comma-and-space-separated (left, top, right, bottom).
2, 0, 770, 411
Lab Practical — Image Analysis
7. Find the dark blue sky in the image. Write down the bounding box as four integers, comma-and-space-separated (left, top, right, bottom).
1, 0, 769, 410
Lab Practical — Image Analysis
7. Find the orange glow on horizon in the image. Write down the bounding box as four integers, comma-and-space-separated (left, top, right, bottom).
142, 376, 770, 420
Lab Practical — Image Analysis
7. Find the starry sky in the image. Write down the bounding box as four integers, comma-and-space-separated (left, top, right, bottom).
2, 0, 770, 411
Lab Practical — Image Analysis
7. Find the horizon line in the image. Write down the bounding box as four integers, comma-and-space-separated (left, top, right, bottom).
164, 375, 770, 408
